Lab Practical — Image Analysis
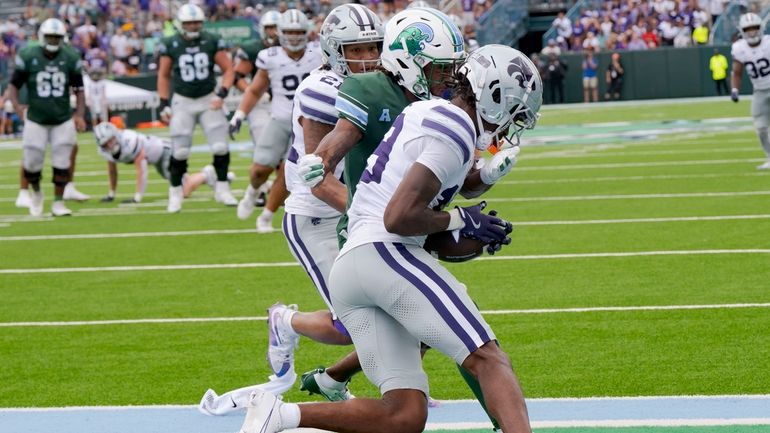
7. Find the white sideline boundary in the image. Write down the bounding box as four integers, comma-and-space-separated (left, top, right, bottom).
2, 249, 769, 274
3, 214, 770, 241
1, 303, 769, 328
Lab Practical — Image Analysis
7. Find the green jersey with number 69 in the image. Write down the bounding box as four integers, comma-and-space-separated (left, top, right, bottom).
14, 45, 82, 125
334, 71, 410, 245
158, 31, 227, 98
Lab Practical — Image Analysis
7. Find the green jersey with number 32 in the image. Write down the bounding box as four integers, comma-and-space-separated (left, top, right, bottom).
14, 45, 82, 125
159, 31, 227, 98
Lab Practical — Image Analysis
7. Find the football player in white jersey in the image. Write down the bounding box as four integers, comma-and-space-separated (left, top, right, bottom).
197, 5, 383, 416
85, 66, 108, 126
93, 122, 231, 203
237, 44, 541, 433
731, 13, 770, 169
230, 9, 323, 232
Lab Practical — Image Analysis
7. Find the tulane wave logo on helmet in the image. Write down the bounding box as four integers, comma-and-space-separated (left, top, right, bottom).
388, 23, 434, 56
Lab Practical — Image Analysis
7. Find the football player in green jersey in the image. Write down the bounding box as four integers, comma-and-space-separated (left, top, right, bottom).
293, 8, 521, 432
8, 18, 87, 217
157, 4, 236, 213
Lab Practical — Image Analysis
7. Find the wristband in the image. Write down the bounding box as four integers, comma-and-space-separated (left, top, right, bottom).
215, 87, 229, 99
159, 98, 170, 110
232, 109, 246, 121
446, 208, 465, 231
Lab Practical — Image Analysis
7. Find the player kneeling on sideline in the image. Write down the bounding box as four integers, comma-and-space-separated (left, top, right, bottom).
731, 12, 770, 170
94, 122, 233, 203
238, 44, 541, 433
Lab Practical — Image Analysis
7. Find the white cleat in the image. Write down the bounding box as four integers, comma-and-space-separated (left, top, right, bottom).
167, 186, 183, 213
215, 181, 237, 206
256, 213, 274, 233
757, 160, 770, 170
237, 186, 258, 220
51, 200, 72, 217
29, 190, 44, 217
267, 303, 299, 379
202, 165, 217, 189
63, 183, 90, 201
238, 390, 284, 433
15, 189, 30, 208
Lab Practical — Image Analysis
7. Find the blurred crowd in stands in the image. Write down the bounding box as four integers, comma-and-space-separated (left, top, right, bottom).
0, 0, 493, 79
549, 0, 731, 53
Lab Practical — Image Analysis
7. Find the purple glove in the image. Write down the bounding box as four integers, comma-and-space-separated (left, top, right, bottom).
485, 210, 513, 255
455, 201, 510, 244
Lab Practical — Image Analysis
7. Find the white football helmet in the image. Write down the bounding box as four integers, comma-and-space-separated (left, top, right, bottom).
381, 8, 466, 100
260, 10, 282, 46
94, 122, 119, 147
38, 18, 67, 53
320, 4, 384, 76
458, 44, 542, 151
408, 0, 431, 8
278, 9, 310, 52
177, 4, 205, 39
739, 13, 763, 46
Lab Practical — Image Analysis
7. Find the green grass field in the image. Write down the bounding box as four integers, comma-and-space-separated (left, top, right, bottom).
1, 98, 769, 431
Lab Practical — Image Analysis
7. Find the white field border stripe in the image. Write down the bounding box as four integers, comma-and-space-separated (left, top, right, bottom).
3, 250, 770, 274
5, 214, 770, 241
498, 171, 770, 185
2, 394, 768, 410
463, 190, 770, 203
516, 158, 763, 171
425, 419, 770, 430
2, 303, 769, 327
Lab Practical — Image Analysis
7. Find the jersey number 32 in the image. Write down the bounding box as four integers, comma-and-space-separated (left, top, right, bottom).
745, 58, 770, 79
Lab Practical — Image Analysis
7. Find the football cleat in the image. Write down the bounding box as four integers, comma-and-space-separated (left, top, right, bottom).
255, 180, 272, 207
63, 183, 91, 201
167, 186, 183, 213
202, 165, 217, 189
757, 160, 770, 170
256, 213, 274, 233
29, 190, 44, 217
266, 303, 299, 379
238, 390, 284, 433
15, 189, 30, 208
237, 186, 258, 220
51, 200, 72, 217
215, 181, 237, 206
299, 367, 354, 401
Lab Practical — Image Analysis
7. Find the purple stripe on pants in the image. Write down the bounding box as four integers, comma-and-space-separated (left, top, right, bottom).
282, 213, 332, 304
395, 243, 492, 344
374, 242, 478, 353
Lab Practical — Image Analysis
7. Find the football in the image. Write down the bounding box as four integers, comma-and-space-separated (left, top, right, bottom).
423, 230, 485, 263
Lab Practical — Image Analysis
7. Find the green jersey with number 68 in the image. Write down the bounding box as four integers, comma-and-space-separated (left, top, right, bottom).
14, 45, 82, 125
158, 31, 227, 98
334, 71, 410, 245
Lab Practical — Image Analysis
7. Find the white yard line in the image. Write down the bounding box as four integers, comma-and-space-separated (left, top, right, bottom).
470, 190, 770, 203
3, 214, 770, 241
1, 303, 768, 327
1, 249, 768, 274
516, 158, 764, 171
498, 172, 770, 185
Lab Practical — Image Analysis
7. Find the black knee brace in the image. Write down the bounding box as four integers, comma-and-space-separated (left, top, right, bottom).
24, 169, 42, 185
52, 167, 69, 187
169, 157, 188, 187
213, 153, 230, 182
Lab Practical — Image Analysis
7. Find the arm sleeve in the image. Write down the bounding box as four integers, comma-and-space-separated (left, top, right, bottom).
255, 48, 270, 70
411, 136, 466, 186
10, 69, 27, 89
335, 76, 369, 133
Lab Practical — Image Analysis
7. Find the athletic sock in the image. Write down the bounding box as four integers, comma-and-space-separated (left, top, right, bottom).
259, 209, 274, 221
279, 402, 301, 429
169, 157, 188, 187
457, 364, 500, 430
282, 309, 299, 338
318, 370, 347, 390
213, 153, 230, 181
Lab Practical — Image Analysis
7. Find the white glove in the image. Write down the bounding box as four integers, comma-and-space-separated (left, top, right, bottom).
297, 154, 325, 188
229, 110, 246, 139
480, 146, 520, 185
160, 105, 172, 123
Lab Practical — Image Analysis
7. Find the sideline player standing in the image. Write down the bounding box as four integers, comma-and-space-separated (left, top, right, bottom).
229, 9, 322, 232
157, 4, 236, 212
238, 44, 541, 433
731, 12, 770, 169
7, 18, 87, 217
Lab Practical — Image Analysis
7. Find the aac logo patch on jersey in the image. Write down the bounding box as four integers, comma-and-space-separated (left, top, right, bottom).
379, 109, 391, 122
